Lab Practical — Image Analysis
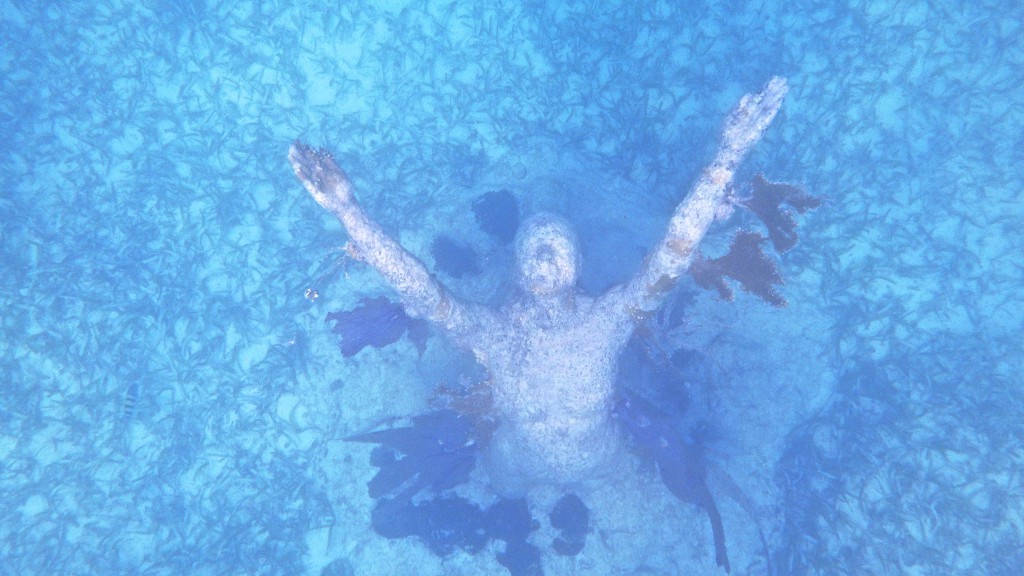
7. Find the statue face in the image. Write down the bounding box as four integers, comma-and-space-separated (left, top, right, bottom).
515, 213, 579, 296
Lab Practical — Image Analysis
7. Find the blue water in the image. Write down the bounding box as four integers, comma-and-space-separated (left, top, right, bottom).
2, 0, 1022, 574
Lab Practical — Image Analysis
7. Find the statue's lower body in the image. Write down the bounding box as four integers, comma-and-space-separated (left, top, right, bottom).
483, 410, 623, 495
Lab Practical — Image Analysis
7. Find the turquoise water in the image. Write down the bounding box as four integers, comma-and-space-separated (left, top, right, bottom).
2, 0, 1022, 574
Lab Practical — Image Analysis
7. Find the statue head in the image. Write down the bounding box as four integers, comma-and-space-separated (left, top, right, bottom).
514, 213, 580, 297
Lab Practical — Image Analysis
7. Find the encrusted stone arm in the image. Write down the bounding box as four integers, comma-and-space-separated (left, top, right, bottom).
622, 76, 789, 315
288, 141, 481, 335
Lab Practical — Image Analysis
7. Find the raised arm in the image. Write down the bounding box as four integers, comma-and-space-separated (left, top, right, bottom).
621, 77, 789, 315
288, 141, 484, 336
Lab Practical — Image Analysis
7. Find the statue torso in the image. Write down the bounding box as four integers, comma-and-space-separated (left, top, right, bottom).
473, 290, 634, 489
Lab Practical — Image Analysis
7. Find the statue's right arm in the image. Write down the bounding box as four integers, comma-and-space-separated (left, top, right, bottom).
618, 77, 789, 316
288, 141, 488, 338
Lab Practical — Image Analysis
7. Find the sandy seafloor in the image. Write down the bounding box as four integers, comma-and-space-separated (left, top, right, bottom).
1, 0, 1022, 574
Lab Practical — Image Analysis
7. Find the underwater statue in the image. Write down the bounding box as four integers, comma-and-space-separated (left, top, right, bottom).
289, 77, 789, 494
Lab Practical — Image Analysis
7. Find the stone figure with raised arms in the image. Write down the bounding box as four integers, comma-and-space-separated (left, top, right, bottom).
288, 77, 790, 495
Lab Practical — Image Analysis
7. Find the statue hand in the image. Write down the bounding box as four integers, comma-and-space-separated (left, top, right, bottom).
288, 141, 355, 212
720, 76, 788, 157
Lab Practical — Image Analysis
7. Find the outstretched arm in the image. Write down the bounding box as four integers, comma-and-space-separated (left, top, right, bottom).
621, 77, 789, 315
289, 142, 483, 336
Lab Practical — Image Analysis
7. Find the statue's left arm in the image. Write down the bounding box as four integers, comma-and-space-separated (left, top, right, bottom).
619, 76, 789, 316
288, 141, 484, 337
